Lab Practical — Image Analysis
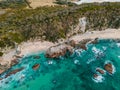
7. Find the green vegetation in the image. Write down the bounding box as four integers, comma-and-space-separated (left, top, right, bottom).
0, 2, 120, 49
0, 0, 30, 9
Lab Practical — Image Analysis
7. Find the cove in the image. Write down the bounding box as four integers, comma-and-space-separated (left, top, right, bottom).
0, 39, 120, 90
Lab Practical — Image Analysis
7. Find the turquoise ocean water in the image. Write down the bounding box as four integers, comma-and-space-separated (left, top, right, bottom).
0, 39, 120, 90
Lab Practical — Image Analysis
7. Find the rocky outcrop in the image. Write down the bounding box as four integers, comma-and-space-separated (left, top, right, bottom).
46, 43, 73, 58
32, 64, 40, 70
76, 39, 91, 50
5, 67, 24, 78
96, 68, 104, 74
104, 63, 113, 74
90, 38, 98, 44
10, 59, 19, 66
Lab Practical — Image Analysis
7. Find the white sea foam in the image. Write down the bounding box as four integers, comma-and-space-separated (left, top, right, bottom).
74, 59, 80, 65
74, 49, 84, 57
102, 46, 107, 51
116, 43, 120, 47
87, 59, 95, 64
92, 47, 104, 58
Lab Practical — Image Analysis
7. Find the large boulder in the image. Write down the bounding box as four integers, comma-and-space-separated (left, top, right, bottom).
46, 44, 73, 58
104, 63, 113, 74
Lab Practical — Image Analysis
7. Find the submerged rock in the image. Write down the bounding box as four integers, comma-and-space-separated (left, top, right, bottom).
96, 68, 105, 74
5, 67, 24, 78
33, 56, 41, 59
32, 64, 40, 70
104, 63, 114, 74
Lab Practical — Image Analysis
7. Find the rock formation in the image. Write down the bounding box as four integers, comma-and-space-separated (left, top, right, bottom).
46, 43, 73, 58
5, 67, 24, 78
104, 63, 113, 74
96, 68, 104, 74
32, 64, 40, 70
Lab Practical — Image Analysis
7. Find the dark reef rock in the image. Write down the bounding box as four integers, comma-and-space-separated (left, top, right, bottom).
96, 68, 104, 74
5, 67, 24, 78
33, 56, 41, 59
104, 63, 113, 74
32, 64, 40, 70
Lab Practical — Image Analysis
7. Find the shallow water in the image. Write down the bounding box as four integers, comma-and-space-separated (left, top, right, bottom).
0, 39, 120, 90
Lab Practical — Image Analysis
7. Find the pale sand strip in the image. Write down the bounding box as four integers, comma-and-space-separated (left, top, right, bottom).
0, 28, 120, 65
70, 28, 120, 42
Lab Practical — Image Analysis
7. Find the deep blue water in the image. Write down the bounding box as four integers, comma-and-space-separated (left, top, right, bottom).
0, 39, 120, 90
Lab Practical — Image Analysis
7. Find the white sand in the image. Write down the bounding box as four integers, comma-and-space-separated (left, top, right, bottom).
74, 0, 120, 5
1, 41, 54, 65
0, 28, 120, 65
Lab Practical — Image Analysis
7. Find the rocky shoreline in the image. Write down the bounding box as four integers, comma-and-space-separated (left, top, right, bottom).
0, 29, 120, 77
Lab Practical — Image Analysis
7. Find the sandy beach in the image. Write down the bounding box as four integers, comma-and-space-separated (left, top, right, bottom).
0, 28, 120, 65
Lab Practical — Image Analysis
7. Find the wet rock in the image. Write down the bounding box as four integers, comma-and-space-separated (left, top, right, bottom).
104, 63, 113, 74
5, 67, 24, 78
46, 44, 73, 58
65, 40, 77, 47
32, 64, 40, 70
11, 59, 19, 66
90, 38, 98, 44
76, 39, 91, 50
96, 68, 105, 74
33, 56, 40, 59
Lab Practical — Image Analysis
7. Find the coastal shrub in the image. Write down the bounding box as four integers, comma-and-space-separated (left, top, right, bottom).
0, 2, 120, 49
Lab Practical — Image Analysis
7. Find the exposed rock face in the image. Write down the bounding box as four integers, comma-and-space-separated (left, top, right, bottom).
68, 40, 77, 47
104, 63, 113, 74
32, 64, 40, 70
90, 38, 98, 44
76, 39, 91, 50
46, 44, 73, 58
96, 68, 104, 74
11, 59, 19, 66
5, 67, 24, 78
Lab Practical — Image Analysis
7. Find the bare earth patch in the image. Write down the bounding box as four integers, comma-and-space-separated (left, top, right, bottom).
29, 0, 57, 8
